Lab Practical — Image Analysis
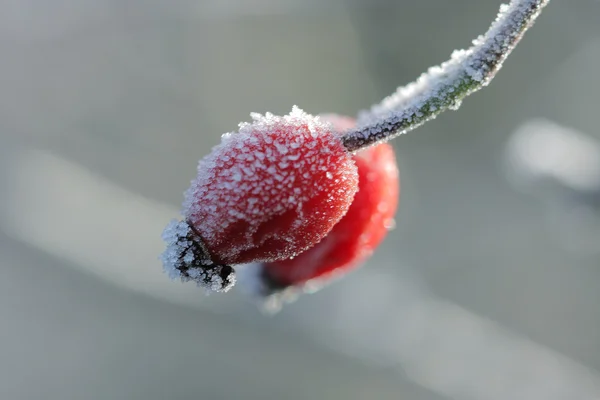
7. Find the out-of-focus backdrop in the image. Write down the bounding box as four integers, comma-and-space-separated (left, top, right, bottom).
1, 1, 600, 399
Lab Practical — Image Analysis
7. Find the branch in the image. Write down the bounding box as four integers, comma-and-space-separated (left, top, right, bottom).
341, 0, 551, 153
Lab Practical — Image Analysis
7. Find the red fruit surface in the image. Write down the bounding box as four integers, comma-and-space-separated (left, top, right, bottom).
183, 107, 359, 265
262, 128, 399, 287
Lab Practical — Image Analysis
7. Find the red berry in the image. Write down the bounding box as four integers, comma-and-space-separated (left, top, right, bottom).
161, 107, 358, 292
259, 117, 399, 290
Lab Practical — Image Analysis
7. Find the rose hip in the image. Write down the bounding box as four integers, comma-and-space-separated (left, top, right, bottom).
161, 107, 359, 292
259, 117, 399, 291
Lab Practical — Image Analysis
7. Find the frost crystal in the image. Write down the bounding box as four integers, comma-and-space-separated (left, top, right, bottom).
160, 220, 236, 293
342, 0, 551, 152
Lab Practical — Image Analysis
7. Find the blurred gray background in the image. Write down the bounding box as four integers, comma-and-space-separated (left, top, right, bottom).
1, 0, 600, 399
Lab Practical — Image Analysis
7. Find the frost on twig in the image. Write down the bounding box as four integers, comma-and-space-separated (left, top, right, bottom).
342, 0, 551, 153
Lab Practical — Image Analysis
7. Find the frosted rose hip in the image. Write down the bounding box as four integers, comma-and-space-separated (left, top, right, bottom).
161, 107, 359, 292
258, 119, 399, 291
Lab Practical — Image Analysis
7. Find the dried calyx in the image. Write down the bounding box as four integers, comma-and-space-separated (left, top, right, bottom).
161, 220, 236, 293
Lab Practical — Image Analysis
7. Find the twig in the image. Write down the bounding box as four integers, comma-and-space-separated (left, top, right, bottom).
341, 0, 551, 153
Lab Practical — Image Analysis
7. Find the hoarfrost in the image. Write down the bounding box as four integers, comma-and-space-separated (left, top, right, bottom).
181, 106, 358, 265
342, 0, 551, 152
160, 220, 236, 293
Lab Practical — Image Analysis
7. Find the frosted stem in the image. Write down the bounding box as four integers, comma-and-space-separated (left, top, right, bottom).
341, 0, 551, 153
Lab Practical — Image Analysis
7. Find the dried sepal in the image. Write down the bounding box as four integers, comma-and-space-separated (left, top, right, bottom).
161, 220, 236, 293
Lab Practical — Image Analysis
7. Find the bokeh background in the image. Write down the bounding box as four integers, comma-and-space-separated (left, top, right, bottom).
2, 0, 600, 399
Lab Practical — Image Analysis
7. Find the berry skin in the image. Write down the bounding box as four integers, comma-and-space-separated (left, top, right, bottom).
258, 116, 399, 291
161, 107, 359, 292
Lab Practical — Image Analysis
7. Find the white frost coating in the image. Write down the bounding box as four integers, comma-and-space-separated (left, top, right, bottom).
160, 220, 236, 293
342, 0, 551, 152
181, 106, 357, 264
160, 220, 192, 280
